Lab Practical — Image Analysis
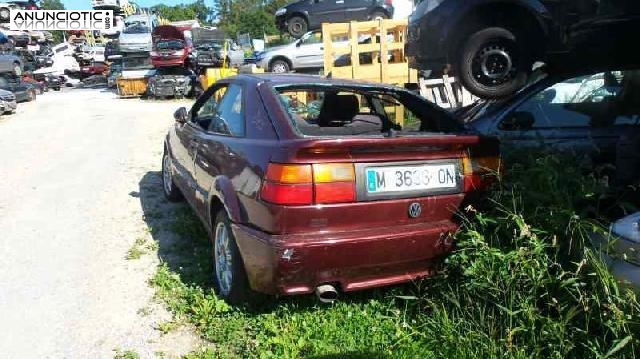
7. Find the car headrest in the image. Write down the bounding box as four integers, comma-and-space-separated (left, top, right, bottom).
318, 93, 359, 126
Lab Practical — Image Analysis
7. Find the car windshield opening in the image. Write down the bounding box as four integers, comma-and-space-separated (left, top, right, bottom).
156, 40, 184, 51
274, 84, 464, 137
123, 24, 150, 34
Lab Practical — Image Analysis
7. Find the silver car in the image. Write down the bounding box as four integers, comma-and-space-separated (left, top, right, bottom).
256, 32, 329, 73
0, 88, 17, 113
592, 212, 640, 291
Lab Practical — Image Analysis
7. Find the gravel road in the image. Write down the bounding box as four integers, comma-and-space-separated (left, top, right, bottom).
0, 89, 200, 358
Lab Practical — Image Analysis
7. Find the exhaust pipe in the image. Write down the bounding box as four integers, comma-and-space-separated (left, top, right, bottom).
315, 284, 338, 303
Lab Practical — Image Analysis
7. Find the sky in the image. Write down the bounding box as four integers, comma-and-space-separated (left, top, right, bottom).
62, 0, 191, 10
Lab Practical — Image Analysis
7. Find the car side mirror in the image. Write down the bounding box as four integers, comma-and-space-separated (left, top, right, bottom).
174, 107, 188, 124
501, 111, 535, 131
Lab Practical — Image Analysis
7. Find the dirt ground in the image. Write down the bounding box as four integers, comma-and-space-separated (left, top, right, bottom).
0, 88, 201, 358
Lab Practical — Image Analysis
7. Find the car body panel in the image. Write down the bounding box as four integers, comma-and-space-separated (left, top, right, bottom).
256, 32, 345, 71
276, 0, 394, 33
164, 73, 498, 296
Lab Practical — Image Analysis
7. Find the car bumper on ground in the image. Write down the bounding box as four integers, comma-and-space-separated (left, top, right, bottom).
590, 232, 640, 292
232, 220, 458, 295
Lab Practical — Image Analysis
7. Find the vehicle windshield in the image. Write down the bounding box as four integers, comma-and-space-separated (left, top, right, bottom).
155, 40, 184, 51
196, 41, 223, 50
123, 24, 150, 34
274, 84, 464, 137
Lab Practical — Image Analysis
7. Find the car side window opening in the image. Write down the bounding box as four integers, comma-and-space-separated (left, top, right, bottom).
210, 84, 245, 137
501, 71, 633, 130
193, 85, 227, 125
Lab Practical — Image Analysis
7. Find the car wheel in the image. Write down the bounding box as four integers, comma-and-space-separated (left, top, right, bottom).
269, 59, 290, 73
53, 87, 61, 91
456, 27, 529, 99
162, 151, 183, 202
0, 7, 9, 21
369, 10, 388, 20
212, 210, 251, 304
287, 16, 307, 38
13, 62, 22, 76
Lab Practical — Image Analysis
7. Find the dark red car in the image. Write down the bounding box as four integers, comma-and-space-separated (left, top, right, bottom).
150, 25, 191, 68
79, 61, 108, 79
162, 74, 499, 304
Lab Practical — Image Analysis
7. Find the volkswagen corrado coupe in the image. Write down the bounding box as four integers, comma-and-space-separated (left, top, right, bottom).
162, 74, 499, 304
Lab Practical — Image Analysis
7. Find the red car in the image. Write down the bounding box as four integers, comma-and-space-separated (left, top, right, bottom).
80, 61, 108, 79
162, 74, 499, 304
150, 25, 191, 68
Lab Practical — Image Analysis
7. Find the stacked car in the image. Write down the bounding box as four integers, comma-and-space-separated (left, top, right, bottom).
146, 24, 199, 99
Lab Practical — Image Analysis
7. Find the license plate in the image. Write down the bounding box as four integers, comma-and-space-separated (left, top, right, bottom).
366, 164, 457, 193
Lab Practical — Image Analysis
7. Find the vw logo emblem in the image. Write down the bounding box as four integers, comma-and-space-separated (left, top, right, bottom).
408, 202, 422, 218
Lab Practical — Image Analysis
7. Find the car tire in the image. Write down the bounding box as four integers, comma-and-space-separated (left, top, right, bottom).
287, 16, 308, 38
212, 210, 252, 305
53, 87, 61, 91
456, 27, 530, 99
369, 10, 388, 20
269, 59, 290, 73
162, 150, 183, 202
0, 7, 9, 21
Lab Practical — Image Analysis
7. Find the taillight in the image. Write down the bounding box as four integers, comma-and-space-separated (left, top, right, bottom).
312, 163, 355, 204
462, 155, 501, 191
261, 163, 356, 205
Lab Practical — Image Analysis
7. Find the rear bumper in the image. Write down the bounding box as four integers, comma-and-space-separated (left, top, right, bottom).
232, 220, 457, 295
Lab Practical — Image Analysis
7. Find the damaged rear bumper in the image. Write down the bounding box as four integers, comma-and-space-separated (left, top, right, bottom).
232, 220, 457, 295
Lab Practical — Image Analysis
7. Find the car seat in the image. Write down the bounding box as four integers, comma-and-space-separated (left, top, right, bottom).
317, 92, 359, 127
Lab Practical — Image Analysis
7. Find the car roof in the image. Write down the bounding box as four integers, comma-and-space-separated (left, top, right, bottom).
232, 73, 404, 90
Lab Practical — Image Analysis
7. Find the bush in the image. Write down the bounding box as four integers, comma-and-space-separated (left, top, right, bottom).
408, 152, 640, 358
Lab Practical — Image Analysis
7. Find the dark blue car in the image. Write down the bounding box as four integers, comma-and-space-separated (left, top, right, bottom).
465, 64, 640, 184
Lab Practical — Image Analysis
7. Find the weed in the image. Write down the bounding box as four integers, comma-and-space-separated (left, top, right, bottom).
126, 237, 148, 260
157, 320, 180, 334
113, 349, 140, 359
137, 306, 152, 317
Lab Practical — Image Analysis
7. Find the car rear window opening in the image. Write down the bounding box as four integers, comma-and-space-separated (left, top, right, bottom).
274, 85, 464, 137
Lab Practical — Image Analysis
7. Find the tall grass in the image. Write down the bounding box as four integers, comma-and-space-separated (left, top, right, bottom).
151, 152, 640, 358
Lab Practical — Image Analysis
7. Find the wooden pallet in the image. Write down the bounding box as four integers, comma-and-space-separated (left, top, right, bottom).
322, 19, 418, 85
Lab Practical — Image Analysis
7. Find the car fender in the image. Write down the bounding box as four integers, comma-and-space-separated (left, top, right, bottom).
207, 176, 242, 225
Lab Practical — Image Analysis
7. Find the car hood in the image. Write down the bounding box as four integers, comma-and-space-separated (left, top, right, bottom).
262, 43, 294, 55
152, 25, 185, 42
119, 33, 151, 44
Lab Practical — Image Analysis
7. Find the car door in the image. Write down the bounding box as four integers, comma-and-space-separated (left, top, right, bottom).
343, 0, 371, 21
191, 82, 247, 217
169, 86, 224, 207
309, 0, 347, 26
293, 32, 325, 68
491, 72, 611, 160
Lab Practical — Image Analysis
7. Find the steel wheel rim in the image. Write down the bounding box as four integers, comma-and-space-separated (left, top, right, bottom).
471, 42, 516, 87
290, 22, 303, 34
272, 62, 287, 73
162, 154, 172, 195
0, 9, 8, 19
214, 222, 233, 295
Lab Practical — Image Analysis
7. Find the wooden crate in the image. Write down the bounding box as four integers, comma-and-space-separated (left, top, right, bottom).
116, 77, 148, 97
199, 67, 239, 90
322, 19, 418, 85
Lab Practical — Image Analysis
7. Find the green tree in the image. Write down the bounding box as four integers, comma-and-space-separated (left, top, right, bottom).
39, 0, 65, 43
214, 0, 288, 39
151, 0, 213, 24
